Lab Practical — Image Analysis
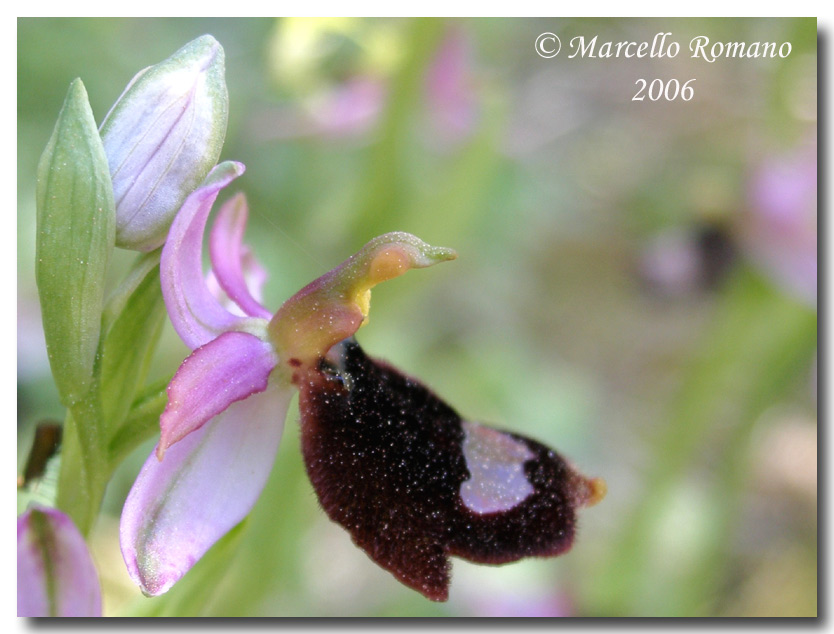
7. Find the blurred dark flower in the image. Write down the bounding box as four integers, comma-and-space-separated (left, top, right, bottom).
639, 223, 737, 296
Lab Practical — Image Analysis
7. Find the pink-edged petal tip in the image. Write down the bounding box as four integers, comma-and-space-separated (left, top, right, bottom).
158, 330, 278, 459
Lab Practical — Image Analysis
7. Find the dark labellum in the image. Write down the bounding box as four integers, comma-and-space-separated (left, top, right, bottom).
297, 339, 604, 601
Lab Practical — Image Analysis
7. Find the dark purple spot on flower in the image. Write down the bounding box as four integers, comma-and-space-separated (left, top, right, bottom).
297, 338, 603, 601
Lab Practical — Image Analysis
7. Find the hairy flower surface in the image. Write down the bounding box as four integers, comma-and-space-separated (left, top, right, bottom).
297, 339, 605, 601
120, 162, 605, 599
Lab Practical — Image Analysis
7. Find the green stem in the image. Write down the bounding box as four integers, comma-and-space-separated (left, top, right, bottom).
55, 398, 107, 536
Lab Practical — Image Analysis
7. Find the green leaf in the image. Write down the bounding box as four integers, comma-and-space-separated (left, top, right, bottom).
36, 78, 115, 407
99, 252, 166, 435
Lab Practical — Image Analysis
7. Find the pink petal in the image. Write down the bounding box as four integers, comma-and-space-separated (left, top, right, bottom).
208, 192, 271, 319
158, 330, 278, 457
239, 246, 269, 304
161, 161, 248, 349
18, 506, 102, 617
204, 247, 268, 317
120, 384, 292, 597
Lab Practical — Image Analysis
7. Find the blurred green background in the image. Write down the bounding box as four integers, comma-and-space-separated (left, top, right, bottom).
17, 17, 817, 617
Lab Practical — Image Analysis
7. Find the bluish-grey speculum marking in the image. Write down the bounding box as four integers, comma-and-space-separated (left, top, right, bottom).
460, 420, 535, 514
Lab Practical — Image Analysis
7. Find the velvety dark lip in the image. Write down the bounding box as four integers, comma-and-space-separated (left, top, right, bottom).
297, 338, 600, 602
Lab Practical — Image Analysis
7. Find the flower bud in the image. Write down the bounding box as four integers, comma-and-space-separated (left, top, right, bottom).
101, 35, 228, 251
17, 506, 102, 617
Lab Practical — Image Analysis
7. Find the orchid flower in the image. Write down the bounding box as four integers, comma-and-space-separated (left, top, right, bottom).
121, 160, 605, 601
18, 506, 102, 617
119, 160, 457, 596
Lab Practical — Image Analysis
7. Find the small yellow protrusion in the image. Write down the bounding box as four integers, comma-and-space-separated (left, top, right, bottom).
353, 288, 372, 324
350, 247, 411, 326
585, 477, 607, 507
